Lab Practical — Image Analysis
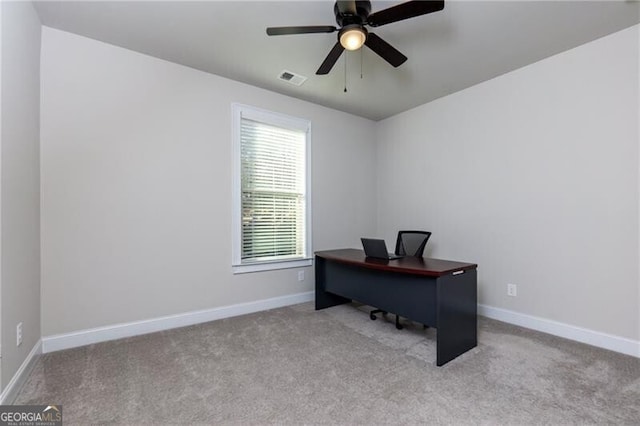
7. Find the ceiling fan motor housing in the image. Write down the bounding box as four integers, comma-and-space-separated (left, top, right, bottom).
334, 1, 371, 27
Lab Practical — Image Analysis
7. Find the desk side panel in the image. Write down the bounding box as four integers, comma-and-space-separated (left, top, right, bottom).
436, 269, 478, 366
315, 256, 351, 309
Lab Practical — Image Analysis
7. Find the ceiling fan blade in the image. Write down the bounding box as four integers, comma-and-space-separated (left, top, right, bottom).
316, 41, 345, 75
367, 0, 445, 27
266, 26, 337, 36
336, 1, 357, 15
364, 33, 407, 67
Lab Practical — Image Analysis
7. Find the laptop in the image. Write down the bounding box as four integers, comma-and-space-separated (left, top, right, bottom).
361, 238, 403, 260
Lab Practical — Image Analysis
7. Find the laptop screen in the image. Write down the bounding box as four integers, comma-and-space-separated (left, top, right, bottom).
361, 238, 399, 260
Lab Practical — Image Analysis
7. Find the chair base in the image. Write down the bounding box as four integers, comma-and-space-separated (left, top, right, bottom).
370, 309, 403, 330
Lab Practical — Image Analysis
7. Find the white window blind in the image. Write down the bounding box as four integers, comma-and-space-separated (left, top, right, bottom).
232, 104, 311, 273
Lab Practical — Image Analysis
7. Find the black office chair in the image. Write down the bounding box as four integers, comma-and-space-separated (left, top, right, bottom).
370, 230, 432, 330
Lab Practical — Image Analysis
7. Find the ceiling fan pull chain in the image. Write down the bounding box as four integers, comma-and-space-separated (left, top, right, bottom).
360, 48, 363, 79
344, 55, 348, 93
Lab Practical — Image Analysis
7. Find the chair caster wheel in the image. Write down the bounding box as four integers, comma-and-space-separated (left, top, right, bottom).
395, 315, 403, 330
370, 314, 377, 320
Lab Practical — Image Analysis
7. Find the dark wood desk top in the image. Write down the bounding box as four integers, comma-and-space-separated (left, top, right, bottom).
315, 249, 477, 277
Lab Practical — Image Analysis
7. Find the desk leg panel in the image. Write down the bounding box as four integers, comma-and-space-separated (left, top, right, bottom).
315, 256, 351, 310
436, 269, 478, 366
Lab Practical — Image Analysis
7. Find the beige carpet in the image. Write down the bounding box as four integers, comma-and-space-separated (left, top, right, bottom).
15, 302, 640, 424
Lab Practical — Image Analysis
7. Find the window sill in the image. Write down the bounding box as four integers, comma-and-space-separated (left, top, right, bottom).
232, 258, 313, 274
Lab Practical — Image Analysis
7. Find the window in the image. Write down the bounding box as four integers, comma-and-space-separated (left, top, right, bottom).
232, 104, 311, 273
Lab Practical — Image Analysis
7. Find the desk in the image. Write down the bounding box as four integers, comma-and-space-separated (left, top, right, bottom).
315, 249, 478, 366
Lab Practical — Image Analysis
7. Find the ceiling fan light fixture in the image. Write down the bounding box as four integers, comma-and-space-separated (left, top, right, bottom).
339, 26, 366, 51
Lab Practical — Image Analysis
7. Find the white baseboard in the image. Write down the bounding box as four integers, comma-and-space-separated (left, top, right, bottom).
0, 340, 42, 404
478, 304, 640, 358
42, 291, 314, 353
40, 295, 638, 359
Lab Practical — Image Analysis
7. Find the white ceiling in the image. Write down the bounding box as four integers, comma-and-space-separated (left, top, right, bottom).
34, 1, 640, 121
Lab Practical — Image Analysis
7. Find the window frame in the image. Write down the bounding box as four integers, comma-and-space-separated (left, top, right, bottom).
231, 103, 312, 274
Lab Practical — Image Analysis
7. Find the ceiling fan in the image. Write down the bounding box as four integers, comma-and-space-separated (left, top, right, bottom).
266, 0, 445, 75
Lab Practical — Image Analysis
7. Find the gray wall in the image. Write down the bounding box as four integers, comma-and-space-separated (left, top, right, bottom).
40, 28, 377, 336
14, 12, 640, 363
1, 1, 42, 389
375, 26, 639, 341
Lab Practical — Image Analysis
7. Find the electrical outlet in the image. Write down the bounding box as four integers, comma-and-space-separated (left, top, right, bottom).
507, 283, 517, 297
298, 270, 305, 282
16, 322, 23, 346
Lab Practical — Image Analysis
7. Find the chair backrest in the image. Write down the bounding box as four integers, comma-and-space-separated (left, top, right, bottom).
395, 230, 432, 258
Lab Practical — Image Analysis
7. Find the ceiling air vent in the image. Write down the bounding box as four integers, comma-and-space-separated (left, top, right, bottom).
278, 70, 307, 86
